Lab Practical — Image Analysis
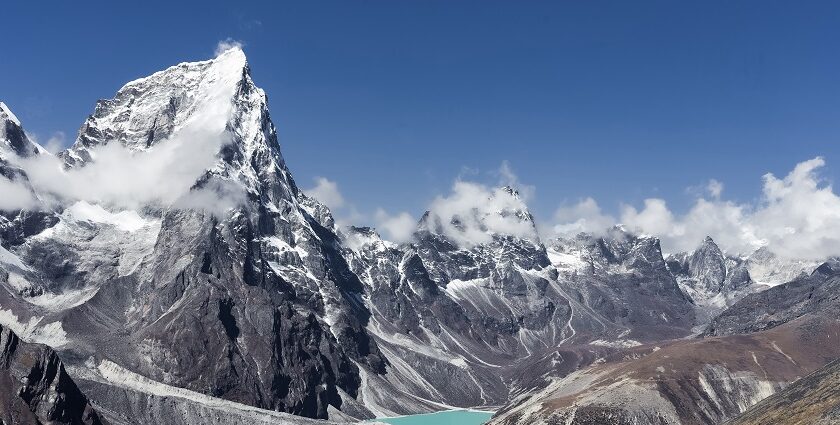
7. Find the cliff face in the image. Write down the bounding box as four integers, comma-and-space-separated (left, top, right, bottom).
0, 324, 103, 425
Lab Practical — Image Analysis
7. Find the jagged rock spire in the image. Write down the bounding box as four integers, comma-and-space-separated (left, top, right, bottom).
0, 102, 43, 159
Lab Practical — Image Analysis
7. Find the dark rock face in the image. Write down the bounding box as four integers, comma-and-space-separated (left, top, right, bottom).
0, 210, 59, 249
1, 107, 39, 159
117, 208, 383, 419
663, 236, 764, 325
549, 228, 696, 341
667, 236, 755, 298
63, 65, 390, 417
0, 104, 60, 249
706, 262, 840, 336
344, 207, 576, 410
0, 325, 104, 425
686, 237, 728, 293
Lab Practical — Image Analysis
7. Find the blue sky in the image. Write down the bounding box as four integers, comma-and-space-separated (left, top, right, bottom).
3, 1, 840, 229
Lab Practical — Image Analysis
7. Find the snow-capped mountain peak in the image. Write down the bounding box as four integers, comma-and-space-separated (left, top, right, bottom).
687, 235, 727, 291
416, 184, 539, 249
62, 47, 250, 166
41, 47, 301, 215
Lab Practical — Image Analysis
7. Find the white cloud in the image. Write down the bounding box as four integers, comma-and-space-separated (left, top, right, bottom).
27, 131, 67, 155
44, 132, 66, 154
423, 180, 538, 247
498, 160, 536, 201
551, 157, 840, 260
707, 179, 724, 199
0, 176, 37, 211
215, 38, 244, 57
374, 208, 416, 243
303, 177, 345, 210
13, 129, 236, 213
7, 70, 243, 216
552, 197, 616, 236
22, 131, 65, 154
620, 198, 677, 239
302, 162, 537, 247
751, 157, 840, 259
301, 176, 415, 242
173, 178, 248, 218
301, 176, 414, 241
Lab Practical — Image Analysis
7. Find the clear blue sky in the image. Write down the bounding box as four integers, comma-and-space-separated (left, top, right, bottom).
3, 1, 839, 222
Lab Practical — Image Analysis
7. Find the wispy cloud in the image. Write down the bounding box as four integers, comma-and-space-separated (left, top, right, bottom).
303, 177, 345, 210
214, 38, 244, 57
374, 209, 416, 243
0, 176, 37, 211
303, 176, 417, 242
5, 59, 243, 216
25, 131, 66, 154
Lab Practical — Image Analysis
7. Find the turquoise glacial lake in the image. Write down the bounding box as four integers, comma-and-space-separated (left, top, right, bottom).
373, 410, 493, 425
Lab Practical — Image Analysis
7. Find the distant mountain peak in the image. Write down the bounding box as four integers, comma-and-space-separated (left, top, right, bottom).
500, 185, 520, 199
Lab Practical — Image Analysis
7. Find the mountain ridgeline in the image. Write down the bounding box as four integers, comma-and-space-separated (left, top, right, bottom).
0, 49, 837, 425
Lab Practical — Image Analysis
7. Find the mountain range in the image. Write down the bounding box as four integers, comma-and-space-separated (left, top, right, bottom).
1, 48, 837, 424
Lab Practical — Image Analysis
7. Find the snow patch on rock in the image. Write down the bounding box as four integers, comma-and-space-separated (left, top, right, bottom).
0, 308, 69, 347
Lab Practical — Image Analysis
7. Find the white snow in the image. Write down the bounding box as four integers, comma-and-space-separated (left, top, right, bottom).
64, 201, 151, 232
443, 278, 484, 298
0, 102, 21, 126
546, 247, 588, 272
589, 339, 642, 348
0, 308, 70, 347
0, 245, 30, 271
91, 359, 336, 424
744, 248, 819, 286
5, 272, 32, 292
26, 286, 102, 311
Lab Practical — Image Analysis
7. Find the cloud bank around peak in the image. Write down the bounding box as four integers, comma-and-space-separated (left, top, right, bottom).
0, 176, 37, 211
305, 162, 539, 247
422, 180, 538, 247
2, 75, 245, 217
551, 157, 840, 260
